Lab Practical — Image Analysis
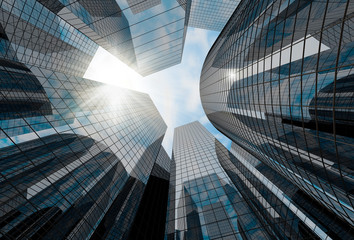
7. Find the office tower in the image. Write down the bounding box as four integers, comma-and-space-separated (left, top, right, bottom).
226, 142, 354, 239
200, 0, 354, 229
0, 0, 172, 239
184, 0, 240, 31
114, 0, 186, 76
55, 0, 137, 69
169, 121, 272, 240
165, 158, 176, 240
56, 0, 184, 76
111, 0, 240, 76
0, 0, 244, 239
126, 0, 162, 14
128, 147, 171, 240
0, 0, 98, 77
0, 73, 168, 239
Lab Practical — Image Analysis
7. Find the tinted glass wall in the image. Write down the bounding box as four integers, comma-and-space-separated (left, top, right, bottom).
0, 71, 167, 239
186, 0, 240, 31
0, 0, 168, 238
200, 0, 354, 227
128, 147, 171, 240
225, 142, 354, 239
170, 122, 272, 240
0, 0, 98, 77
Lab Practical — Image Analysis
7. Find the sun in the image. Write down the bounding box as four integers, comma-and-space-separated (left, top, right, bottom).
84, 47, 142, 90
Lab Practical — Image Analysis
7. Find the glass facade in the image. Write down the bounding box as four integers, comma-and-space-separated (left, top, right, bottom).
128, 147, 171, 240
115, 0, 186, 76
165, 158, 177, 240
0, 0, 170, 239
186, 0, 240, 31
200, 0, 354, 229
0, 0, 98, 77
4, 0, 354, 239
126, 0, 162, 15
227, 142, 354, 239
114, 0, 241, 75
0, 72, 168, 238
168, 121, 272, 240
0, 0, 250, 239
57, 0, 137, 70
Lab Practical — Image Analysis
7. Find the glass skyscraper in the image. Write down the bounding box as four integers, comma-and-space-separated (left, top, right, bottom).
169, 121, 272, 240
0, 68, 170, 239
227, 142, 353, 239
0, 0, 98, 77
128, 147, 171, 239
185, 0, 240, 31
113, 0, 187, 76
0, 0, 171, 239
200, 0, 354, 231
0, 0, 245, 238
112, 0, 240, 76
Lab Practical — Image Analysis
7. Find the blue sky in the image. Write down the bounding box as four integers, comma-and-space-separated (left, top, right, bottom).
84, 27, 231, 156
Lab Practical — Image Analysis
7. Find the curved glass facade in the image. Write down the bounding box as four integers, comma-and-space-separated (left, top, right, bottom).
226, 142, 354, 239
200, 0, 354, 227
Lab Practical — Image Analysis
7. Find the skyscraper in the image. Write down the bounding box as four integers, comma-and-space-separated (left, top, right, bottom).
169, 121, 354, 239
0, 73, 169, 238
184, 0, 240, 31
200, 0, 354, 229
226, 142, 354, 239
169, 121, 273, 240
0, 0, 170, 239
127, 147, 171, 240
0, 0, 98, 77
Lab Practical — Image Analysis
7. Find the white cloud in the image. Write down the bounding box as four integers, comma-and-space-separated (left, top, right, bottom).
185, 28, 213, 56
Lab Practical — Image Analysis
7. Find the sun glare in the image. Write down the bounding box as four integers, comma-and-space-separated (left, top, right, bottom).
84, 47, 143, 90
97, 85, 132, 110
228, 71, 237, 82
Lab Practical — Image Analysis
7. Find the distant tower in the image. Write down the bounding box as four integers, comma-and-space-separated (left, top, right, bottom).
169, 121, 272, 239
